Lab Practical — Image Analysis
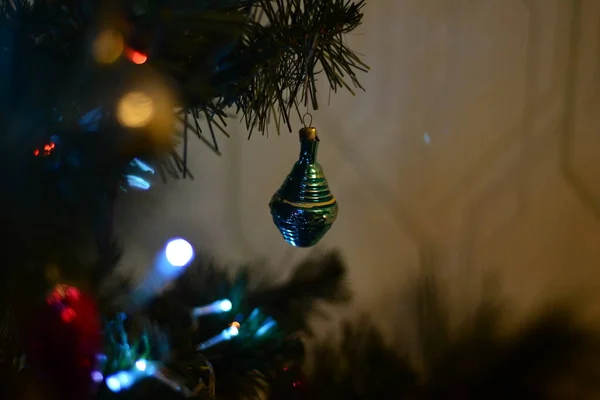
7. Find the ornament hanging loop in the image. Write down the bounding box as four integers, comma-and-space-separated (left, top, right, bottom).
302, 112, 313, 128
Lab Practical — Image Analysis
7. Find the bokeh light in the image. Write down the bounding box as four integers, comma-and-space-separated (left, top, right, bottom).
117, 92, 155, 128
165, 238, 194, 268
92, 29, 124, 64
126, 49, 148, 65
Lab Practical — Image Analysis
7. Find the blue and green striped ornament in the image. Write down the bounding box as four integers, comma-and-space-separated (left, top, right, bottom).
269, 126, 338, 247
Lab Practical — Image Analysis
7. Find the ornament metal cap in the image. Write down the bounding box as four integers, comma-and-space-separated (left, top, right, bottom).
299, 127, 318, 141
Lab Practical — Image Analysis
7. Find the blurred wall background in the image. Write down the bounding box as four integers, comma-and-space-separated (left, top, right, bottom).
115, 0, 600, 334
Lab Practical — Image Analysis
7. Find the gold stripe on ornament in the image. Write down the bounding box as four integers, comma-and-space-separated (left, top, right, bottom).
282, 197, 337, 209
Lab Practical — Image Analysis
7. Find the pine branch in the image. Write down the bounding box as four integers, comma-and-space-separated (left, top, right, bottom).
247, 251, 352, 334
300, 317, 416, 400
214, 0, 368, 137
127, 251, 350, 399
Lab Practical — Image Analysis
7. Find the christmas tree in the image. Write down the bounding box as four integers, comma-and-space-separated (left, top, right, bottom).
0, 1, 364, 399
3, 1, 600, 400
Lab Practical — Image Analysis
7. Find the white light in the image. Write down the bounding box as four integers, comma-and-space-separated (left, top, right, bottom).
165, 238, 194, 267
135, 359, 148, 372
105, 360, 157, 393
106, 376, 122, 392
219, 299, 232, 312
116, 371, 133, 389
196, 325, 240, 350
191, 299, 233, 319
225, 325, 239, 338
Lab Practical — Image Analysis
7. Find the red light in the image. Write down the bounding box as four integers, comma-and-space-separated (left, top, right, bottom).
46, 292, 62, 305
61, 307, 76, 323
66, 287, 80, 301
126, 49, 148, 65
34, 141, 56, 157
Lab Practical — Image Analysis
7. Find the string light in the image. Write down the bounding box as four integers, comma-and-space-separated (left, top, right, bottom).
33, 141, 56, 157
135, 359, 148, 372
92, 29, 124, 64
105, 359, 202, 396
196, 323, 240, 350
91, 371, 104, 383
255, 317, 277, 337
105, 359, 155, 393
131, 158, 154, 173
117, 91, 155, 129
165, 238, 194, 268
191, 299, 233, 318
124, 158, 155, 191
125, 175, 151, 190
125, 48, 148, 65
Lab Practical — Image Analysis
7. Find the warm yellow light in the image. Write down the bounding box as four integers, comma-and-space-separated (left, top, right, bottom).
117, 92, 155, 128
92, 29, 124, 64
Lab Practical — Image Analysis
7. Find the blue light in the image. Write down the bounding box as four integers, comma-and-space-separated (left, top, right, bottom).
248, 308, 260, 321
131, 158, 155, 173
135, 359, 148, 372
116, 371, 133, 389
196, 325, 240, 350
225, 325, 240, 338
191, 299, 234, 320
126, 175, 151, 190
165, 238, 194, 267
256, 318, 277, 337
105, 360, 156, 393
106, 376, 122, 392
79, 107, 102, 132
219, 299, 233, 312
91, 371, 104, 383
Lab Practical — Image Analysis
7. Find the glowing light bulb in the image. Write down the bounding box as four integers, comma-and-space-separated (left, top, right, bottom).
93, 29, 124, 64
191, 299, 233, 319
165, 238, 194, 267
117, 91, 155, 128
227, 324, 240, 337
255, 317, 277, 337
106, 376, 122, 392
135, 359, 148, 372
116, 371, 133, 389
131, 158, 155, 173
91, 371, 104, 383
126, 175, 151, 190
220, 299, 233, 312
105, 359, 158, 393
196, 323, 240, 350
126, 48, 148, 65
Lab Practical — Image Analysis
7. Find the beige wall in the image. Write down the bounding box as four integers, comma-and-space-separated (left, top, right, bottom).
117, 0, 600, 329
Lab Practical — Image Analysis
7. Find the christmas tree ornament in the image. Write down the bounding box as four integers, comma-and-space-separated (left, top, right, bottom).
24, 284, 101, 400
269, 126, 338, 247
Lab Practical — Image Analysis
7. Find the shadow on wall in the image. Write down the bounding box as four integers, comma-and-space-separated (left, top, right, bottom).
289, 268, 600, 400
